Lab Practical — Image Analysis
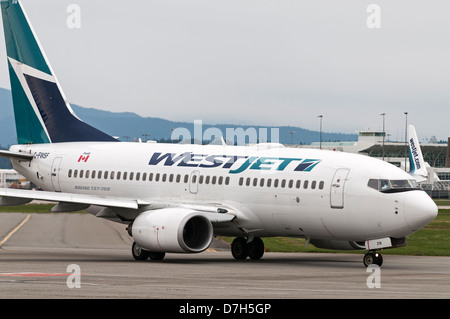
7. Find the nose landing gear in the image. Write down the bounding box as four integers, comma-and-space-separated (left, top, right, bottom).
363, 250, 383, 267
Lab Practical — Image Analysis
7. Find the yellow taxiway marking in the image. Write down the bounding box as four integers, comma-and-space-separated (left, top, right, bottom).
0, 214, 31, 247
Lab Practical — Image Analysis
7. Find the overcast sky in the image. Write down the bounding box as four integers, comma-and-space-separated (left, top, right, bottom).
1, 0, 449, 141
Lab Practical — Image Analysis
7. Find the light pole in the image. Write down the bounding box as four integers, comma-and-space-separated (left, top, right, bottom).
404, 112, 408, 171
318, 115, 323, 150
290, 131, 295, 145
380, 113, 385, 160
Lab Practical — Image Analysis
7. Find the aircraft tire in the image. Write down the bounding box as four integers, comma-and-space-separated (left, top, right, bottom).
247, 237, 265, 260
149, 252, 166, 261
363, 251, 383, 267
132, 242, 150, 261
231, 237, 249, 260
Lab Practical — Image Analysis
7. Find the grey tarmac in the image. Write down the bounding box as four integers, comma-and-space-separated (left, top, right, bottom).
0, 213, 449, 299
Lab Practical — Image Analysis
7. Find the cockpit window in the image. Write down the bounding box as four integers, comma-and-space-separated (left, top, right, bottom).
368, 179, 420, 193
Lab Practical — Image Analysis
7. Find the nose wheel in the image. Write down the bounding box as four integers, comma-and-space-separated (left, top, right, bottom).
363, 251, 383, 267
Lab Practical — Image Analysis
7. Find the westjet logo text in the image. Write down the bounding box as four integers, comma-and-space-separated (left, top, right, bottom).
149, 152, 320, 174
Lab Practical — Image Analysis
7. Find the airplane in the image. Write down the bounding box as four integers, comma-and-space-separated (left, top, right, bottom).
0, 0, 437, 267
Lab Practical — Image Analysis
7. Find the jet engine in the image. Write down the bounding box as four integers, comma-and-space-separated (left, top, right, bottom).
131, 208, 213, 253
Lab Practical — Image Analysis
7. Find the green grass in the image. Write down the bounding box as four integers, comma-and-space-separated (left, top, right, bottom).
0, 204, 85, 214
434, 199, 450, 206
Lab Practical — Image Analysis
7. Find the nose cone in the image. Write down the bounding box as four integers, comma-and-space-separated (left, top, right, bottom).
404, 191, 438, 232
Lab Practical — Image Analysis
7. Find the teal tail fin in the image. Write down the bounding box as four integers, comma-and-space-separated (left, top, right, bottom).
1, 0, 117, 144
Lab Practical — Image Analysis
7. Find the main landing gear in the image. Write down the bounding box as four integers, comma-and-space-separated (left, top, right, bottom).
231, 237, 265, 260
132, 242, 166, 261
363, 250, 383, 267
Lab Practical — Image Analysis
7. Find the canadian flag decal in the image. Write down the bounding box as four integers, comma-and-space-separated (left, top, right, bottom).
78, 153, 90, 162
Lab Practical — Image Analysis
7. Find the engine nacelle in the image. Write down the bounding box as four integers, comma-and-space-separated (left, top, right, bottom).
131, 208, 213, 253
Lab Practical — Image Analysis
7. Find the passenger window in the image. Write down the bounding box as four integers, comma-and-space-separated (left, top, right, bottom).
253, 178, 258, 187
92, 170, 96, 179
85, 170, 90, 178
176, 174, 181, 183
104, 171, 108, 179
303, 180, 309, 189
274, 179, 279, 188
97, 170, 102, 179
281, 179, 286, 188
123, 172, 128, 180
296, 180, 301, 188
260, 178, 265, 187
110, 171, 115, 179
199, 175, 204, 184
212, 176, 216, 185
319, 181, 324, 189
225, 176, 230, 185
136, 172, 140, 181
267, 179, 272, 187
311, 181, 316, 189
288, 180, 293, 188
74, 170, 78, 178
239, 177, 244, 186
149, 173, 153, 181
184, 175, 189, 183
218, 176, 223, 185
117, 171, 121, 180
169, 174, 173, 182
162, 174, 167, 182
246, 178, 251, 186
68, 169, 72, 178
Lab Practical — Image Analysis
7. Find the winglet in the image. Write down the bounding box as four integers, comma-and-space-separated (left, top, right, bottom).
408, 125, 428, 180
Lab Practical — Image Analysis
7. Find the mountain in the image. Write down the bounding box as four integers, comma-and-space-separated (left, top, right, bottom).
0, 87, 357, 147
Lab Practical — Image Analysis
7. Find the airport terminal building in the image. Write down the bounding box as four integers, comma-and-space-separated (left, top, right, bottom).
296, 131, 450, 198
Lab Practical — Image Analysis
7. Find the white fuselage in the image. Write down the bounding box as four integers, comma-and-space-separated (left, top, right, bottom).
9, 142, 437, 242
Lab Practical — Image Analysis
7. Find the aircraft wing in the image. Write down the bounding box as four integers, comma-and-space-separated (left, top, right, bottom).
0, 188, 236, 223
0, 188, 145, 209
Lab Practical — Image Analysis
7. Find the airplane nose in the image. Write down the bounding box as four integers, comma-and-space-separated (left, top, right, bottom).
403, 191, 438, 232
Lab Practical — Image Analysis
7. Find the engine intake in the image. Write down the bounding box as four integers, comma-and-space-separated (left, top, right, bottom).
131, 208, 213, 253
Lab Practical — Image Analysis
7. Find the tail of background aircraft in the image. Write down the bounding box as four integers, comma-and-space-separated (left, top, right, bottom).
1, 0, 117, 144
408, 125, 428, 180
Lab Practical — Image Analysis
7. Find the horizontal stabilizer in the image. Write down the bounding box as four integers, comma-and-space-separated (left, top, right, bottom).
0, 149, 33, 161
